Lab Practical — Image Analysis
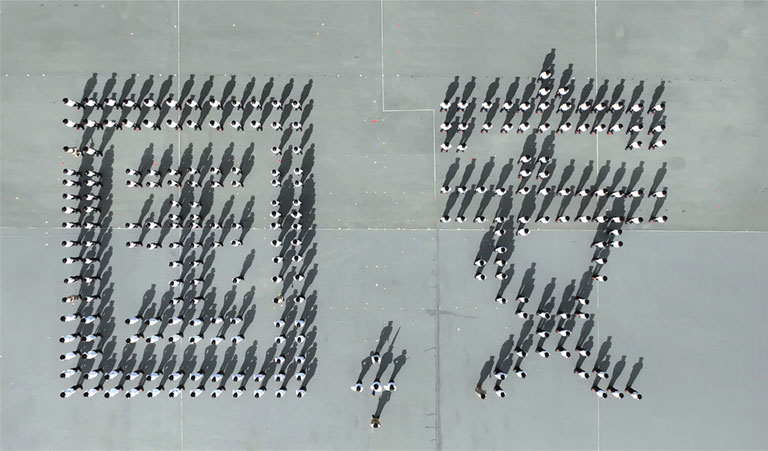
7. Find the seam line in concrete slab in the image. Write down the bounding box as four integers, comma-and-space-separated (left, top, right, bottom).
380, 0, 385, 110
594, 0, 601, 448
177, 1, 184, 450
427, 80, 441, 451
594, 0, 600, 168
379, 0, 441, 447
11, 227, 766, 234
430, 96, 442, 451
597, 284, 602, 450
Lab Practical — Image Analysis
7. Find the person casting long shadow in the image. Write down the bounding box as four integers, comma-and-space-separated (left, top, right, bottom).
371, 391, 392, 429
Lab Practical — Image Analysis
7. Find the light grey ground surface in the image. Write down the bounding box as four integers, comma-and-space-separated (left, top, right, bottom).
1, 1, 767, 450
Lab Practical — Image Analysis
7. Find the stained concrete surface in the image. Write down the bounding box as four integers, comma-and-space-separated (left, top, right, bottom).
1, 1, 767, 450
